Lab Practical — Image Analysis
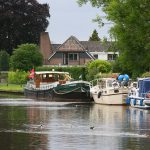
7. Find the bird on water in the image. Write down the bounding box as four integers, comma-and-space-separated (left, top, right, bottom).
90, 126, 94, 130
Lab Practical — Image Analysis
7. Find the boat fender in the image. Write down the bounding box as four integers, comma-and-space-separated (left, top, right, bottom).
140, 99, 143, 106
133, 99, 136, 105
126, 98, 130, 105
114, 89, 119, 93
98, 91, 102, 98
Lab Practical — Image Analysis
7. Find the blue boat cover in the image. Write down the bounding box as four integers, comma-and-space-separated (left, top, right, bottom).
118, 75, 124, 81
118, 74, 129, 81
139, 78, 150, 97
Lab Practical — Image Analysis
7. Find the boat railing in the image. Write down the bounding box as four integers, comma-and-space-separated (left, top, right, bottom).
25, 82, 58, 90
90, 78, 131, 89
90, 79, 105, 89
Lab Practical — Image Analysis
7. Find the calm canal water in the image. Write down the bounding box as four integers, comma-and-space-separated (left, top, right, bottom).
0, 99, 150, 150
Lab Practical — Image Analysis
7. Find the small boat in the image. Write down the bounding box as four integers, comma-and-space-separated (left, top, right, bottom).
24, 70, 91, 102
90, 78, 129, 105
126, 78, 150, 109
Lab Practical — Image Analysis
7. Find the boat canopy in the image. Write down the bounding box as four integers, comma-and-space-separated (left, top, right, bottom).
138, 78, 150, 97
34, 71, 71, 83
35, 71, 69, 75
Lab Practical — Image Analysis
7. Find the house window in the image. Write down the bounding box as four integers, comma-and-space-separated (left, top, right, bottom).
69, 53, 78, 61
93, 54, 98, 59
108, 54, 118, 61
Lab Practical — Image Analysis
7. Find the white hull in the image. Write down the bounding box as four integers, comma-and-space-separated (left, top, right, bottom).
129, 97, 150, 109
93, 93, 127, 105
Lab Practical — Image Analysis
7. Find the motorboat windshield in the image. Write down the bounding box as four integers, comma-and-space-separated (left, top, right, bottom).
138, 78, 150, 97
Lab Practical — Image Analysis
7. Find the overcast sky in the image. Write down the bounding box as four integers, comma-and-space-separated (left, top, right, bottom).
38, 0, 111, 43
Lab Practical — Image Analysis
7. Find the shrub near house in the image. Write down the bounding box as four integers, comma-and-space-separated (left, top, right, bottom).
86, 60, 112, 81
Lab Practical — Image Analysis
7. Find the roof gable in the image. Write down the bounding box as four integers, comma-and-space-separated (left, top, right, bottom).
57, 36, 85, 52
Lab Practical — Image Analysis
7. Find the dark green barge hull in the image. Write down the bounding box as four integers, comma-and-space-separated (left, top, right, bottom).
24, 82, 92, 102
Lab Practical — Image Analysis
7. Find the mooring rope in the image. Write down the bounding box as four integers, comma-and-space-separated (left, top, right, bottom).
53, 87, 81, 95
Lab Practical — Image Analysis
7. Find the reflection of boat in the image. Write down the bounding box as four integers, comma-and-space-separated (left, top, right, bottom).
90, 104, 126, 123
126, 78, 150, 109
24, 71, 91, 102
90, 78, 129, 105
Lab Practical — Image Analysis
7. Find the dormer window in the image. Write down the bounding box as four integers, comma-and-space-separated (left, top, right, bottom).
108, 54, 118, 61
69, 53, 78, 61
93, 54, 98, 59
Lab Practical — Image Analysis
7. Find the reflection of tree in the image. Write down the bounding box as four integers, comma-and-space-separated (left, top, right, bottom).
0, 106, 28, 149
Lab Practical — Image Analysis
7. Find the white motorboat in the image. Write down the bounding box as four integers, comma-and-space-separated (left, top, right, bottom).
90, 78, 129, 105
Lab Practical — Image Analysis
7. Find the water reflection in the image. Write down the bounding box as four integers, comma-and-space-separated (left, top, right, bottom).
0, 99, 150, 150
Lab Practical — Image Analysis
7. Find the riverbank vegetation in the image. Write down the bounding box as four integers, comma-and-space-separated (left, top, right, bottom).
0, 83, 23, 92
10, 44, 43, 71
78, 0, 150, 78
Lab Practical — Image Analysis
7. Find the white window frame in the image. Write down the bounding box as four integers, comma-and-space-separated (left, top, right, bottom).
68, 53, 79, 61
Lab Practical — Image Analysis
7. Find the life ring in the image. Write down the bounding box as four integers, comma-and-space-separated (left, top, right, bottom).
112, 81, 119, 88
112, 81, 119, 89
98, 91, 102, 98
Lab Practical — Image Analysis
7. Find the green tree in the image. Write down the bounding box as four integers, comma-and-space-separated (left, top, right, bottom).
78, 0, 150, 78
89, 29, 101, 41
86, 59, 111, 80
0, 0, 50, 54
10, 43, 43, 71
0, 50, 10, 71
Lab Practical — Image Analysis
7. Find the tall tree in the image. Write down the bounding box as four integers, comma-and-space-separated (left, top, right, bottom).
78, 0, 150, 77
89, 29, 101, 41
10, 43, 43, 71
0, 50, 10, 71
0, 0, 50, 54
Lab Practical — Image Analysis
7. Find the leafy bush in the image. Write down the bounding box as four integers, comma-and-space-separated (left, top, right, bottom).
10, 43, 43, 71
8, 71, 29, 85
141, 72, 150, 78
0, 72, 8, 83
86, 60, 112, 81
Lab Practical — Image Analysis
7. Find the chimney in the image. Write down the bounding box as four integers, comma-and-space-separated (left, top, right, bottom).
40, 32, 53, 65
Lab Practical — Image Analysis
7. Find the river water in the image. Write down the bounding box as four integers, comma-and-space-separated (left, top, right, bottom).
0, 99, 150, 150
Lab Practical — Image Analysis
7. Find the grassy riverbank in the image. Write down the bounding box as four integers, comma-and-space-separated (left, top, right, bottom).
0, 84, 25, 98
0, 83, 24, 92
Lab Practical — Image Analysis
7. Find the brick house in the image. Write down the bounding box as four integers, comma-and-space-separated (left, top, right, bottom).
40, 32, 118, 66
48, 36, 95, 66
